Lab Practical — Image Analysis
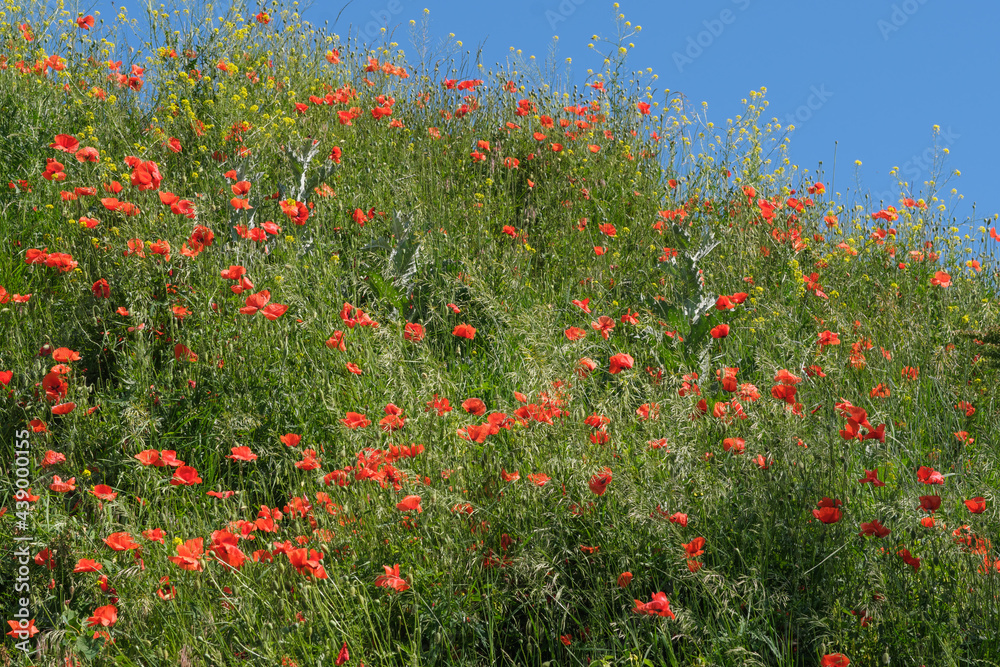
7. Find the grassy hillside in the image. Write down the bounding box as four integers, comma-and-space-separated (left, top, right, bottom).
2, 2, 1000, 665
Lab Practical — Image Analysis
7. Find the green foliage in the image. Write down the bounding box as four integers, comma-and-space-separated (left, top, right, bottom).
0, 2, 998, 666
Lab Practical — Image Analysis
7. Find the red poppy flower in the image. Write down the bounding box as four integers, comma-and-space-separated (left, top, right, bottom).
341, 412, 370, 429
91, 484, 117, 501
919, 495, 941, 512
404, 322, 425, 341
502, 469, 520, 482
159, 450, 184, 467
379, 404, 406, 432
859, 520, 891, 538
634, 403, 658, 421
396, 495, 422, 513
228, 446, 257, 462
916, 466, 944, 485
87, 604, 117, 628
41, 450, 66, 467
527, 473, 550, 486
710, 324, 730, 339
858, 469, 885, 487
261, 303, 288, 320
49, 475, 76, 492
142, 238, 169, 261
452, 323, 476, 339
965, 497, 986, 514
812, 497, 843, 524
157, 576, 177, 600
586, 468, 614, 496
239, 290, 271, 315
425, 394, 452, 415
91, 278, 110, 299
168, 537, 205, 571
715, 295, 734, 311
462, 398, 487, 416
32, 549, 53, 570
14, 488, 40, 502
817, 330, 840, 347
375, 563, 409, 591
295, 449, 321, 470
6, 618, 38, 639
591, 316, 616, 339
143, 528, 166, 543
930, 271, 951, 287
955, 400, 975, 417
799, 365, 824, 380
682, 537, 706, 558
332, 641, 350, 666
326, 331, 347, 351
280, 199, 310, 224
772, 369, 801, 386
73, 558, 103, 573
174, 344, 198, 362
51, 402, 76, 415
51, 347, 80, 362
722, 437, 745, 455
869, 383, 890, 398
220, 265, 247, 281
346, 362, 362, 375
128, 158, 162, 191
898, 548, 920, 571
42, 372, 68, 402
169, 465, 203, 486
133, 450, 161, 467
632, 592, 675, 619
208, 530, 247, 570
608, 353, 634, 374
104, 532, 139, 551
821, 655, 850, 667
577, 357, 599, 378
50, 134, 80, 153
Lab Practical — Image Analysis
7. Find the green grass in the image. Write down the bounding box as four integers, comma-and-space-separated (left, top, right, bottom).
1, 2, 1000, 666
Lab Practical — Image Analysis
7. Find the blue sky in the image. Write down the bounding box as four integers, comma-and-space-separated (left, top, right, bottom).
318, 0, 999, 234
81, 0, 998, 235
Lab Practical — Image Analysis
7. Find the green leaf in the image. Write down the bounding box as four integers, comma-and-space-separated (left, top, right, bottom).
75, 633, 100, 660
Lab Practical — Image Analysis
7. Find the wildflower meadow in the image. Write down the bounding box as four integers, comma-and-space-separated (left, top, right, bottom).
2, 1, 1000, 665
